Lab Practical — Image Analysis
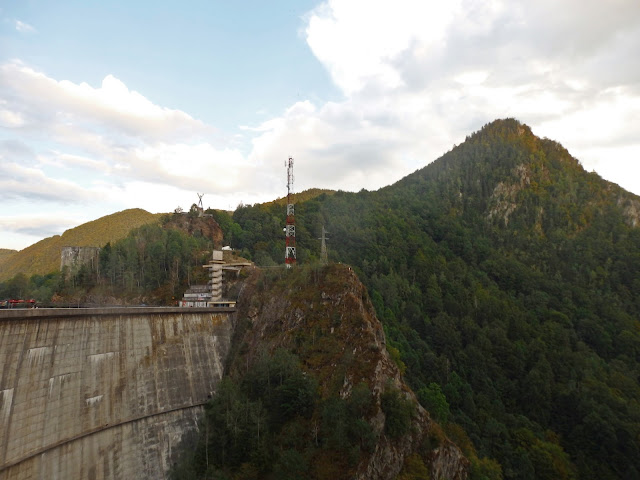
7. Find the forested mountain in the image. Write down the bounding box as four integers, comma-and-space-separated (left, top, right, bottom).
215, 119, 640, 479
0, 208, 162, 281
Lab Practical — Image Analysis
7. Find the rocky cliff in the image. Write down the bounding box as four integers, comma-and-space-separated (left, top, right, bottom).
226, 264, 469, 480
162, 212, 223, 246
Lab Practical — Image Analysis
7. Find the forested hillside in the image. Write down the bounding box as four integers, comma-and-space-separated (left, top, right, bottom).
0, 248, 16, 260
0, 248, 17, 270
0, 211, 219, 305
213, 119, 640, 479
262, 188, 336, 207
0, 208, 162, 281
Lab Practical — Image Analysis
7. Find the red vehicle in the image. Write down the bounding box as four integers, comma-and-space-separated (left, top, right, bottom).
7, 299, 37, 308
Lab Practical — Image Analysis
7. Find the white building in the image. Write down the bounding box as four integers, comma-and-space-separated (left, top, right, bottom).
179, 250, 239, 308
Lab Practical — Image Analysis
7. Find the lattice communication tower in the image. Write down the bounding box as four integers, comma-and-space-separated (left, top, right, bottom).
285, 157, 296, 268
319, 225, 329, 266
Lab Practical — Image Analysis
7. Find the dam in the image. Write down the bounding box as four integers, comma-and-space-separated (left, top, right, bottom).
0, 307, 235, 480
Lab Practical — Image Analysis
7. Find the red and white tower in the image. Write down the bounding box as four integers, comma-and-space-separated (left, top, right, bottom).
285, 157, 296, 268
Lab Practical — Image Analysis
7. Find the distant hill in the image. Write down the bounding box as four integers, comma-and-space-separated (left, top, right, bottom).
0, 248, 16, 259
263, 188, 335, 206
226, 119, 640, 479
0, 209, 162, 281
0, 248, 17, 265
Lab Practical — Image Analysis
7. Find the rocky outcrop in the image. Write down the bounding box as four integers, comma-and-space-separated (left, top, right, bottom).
233, 264, 469, 480
430, 441, 471, 480
486, 162, 535, 226
163, 213, 223, 246
618, 195, 640, 228
60, 245, 101, 274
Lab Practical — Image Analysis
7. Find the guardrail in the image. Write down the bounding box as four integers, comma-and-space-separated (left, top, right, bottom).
0, 305, 236, 319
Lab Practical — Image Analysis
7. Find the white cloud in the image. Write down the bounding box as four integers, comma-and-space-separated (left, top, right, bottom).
15, 20, 36, 34
0, 161, 98, 203
305, 0, 462, 95
454, 71, 490, 86
49, 152, 111, 172
0, 213, 81, 238
0, 108, 25, 127
0, 61, 257, 198
247, 98, 419, 194
0, 62, 213, 143
131, 142, 250, 192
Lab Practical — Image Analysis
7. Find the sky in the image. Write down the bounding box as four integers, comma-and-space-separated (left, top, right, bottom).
1, 0, 639, 251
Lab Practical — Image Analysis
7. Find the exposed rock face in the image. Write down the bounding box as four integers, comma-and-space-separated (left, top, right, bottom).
233, 264, 469, 480
430, 442, 471, 480
487, 163, 533, 226
60, 245, 101, 274
618, 195, 640, 227
164, 213, 223, 246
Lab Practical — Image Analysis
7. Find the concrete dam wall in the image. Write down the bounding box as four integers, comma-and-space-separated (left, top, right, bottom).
0, 307, 235, 480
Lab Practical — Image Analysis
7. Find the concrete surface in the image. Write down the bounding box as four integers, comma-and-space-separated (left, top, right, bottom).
0, 308, 235, 479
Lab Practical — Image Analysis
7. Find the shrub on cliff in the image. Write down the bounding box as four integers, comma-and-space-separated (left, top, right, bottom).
381, 386, 415, 438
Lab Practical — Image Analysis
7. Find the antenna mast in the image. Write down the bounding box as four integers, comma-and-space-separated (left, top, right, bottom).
285, 157, 296, 268
319, 226, 329, 266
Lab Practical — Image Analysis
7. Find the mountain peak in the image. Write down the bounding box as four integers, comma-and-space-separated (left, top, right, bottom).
475, 117, 532, 138
393, 117, 638, 236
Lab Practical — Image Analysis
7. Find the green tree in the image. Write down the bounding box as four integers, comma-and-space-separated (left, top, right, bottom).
418, 383, 450, 423
381, 386, 414, 438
